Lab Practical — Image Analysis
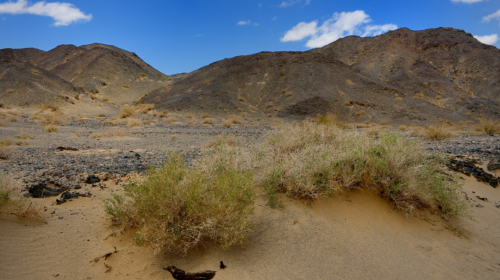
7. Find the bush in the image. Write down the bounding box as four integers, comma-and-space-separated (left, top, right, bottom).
0, 145, 10, 159
137, 104, 154, 114
104, 150, 255, 255
423, 125, 453, 140
119, 107, 135, 119
476, 118, 500, 135
258, 122, 472, 219
0, 174, 42, 220
45, 125, 58, 133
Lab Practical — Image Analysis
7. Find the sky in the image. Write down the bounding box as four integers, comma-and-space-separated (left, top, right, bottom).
0, 0, 499, 75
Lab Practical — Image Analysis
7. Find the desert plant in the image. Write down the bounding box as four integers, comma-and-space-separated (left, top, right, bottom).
0, 174, 43, 220
90, 133, 102, 139
423, 125, 453, 140
104, 151, 255, 255
119, 107, 135, 118
123, 84, 130, 89
15, 134, 34, 140
0, 145, 10, 159
45, 125, 58, 133
137, 104, 154, 114
476, 118, 500, 135
201, 113, 209, 119
164, 117, 177, 124
153, 110, 168, 118
127, 118, 143, 127
258, 122, 472, 219
0, 119, 9, 127
203, 118, 216, 125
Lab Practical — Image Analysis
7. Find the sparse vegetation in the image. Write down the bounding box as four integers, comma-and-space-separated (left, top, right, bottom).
127, 118, 143, 127
119, 106, 135, 118
153, 110, 168, 118
122, 84, 130, 89
137, 104, 154, 114
257, 122, 471, 219
44, 125, 58, 133
164, 117, 177, 124
0, 173, 42, 220
0, 119, 9, 127
15, 134, 34, 140
104, 151, 255, 255
422, 125, 453, 141
203, 118, 216, 125
475, 118, 500, 135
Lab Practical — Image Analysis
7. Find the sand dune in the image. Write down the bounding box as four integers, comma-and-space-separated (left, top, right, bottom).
1, 174, 499, 280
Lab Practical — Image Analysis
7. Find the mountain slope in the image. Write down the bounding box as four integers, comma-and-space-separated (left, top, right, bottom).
140, 28, 500, 124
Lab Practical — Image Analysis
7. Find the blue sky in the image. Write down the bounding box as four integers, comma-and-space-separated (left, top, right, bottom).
0, 0, 499, 75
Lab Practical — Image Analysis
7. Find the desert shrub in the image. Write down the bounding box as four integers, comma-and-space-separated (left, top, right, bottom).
137, 104, 154, 114
0, 174, 42, 220
15, 134, 34, 140
228, 115, 242, 124
90, 133, 102, 139
45, 125, 58, 133
104, 151, 255, 255
0, 145, 10, 159
399, 125, 407, 132
395, 97, 403, 101
423, 125, 453, 140
201, 113, 209, 119
40, 113, 61, 125
221, 119, 233, 128
143, 119, 158, 125
127, 118, 143, 127
203, 118, 216, 125
475, 118, 500, 135
164, 117, 177, 124
153, 110, 168, 118
123, 84, 130, 89
0, 119, 9, 127
258, 122, 472, 219
185, 113, 193, 119
119, 107, 135, 118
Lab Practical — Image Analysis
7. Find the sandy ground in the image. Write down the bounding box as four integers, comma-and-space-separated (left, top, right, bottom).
1, 173, 499, 280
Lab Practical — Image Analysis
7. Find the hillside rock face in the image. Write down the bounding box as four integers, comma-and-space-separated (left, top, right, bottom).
141, 27, 499, 124
0, 43, 173, 106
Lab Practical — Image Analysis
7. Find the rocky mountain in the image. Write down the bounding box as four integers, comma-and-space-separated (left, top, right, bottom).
0, 43, 177, 106
140, 27, 500, 125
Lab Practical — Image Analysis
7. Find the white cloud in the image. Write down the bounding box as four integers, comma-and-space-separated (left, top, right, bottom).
281, 10, 397, 48
281, 21, 318, 41
483, 9, 500, 22
237, 20, 252, 25
451, 0, 484, 3
474, 34, 499, 45
279, 0, 300, 7
362, 24, 398, 37
0, 0, 91, 26
272, 16, 277, 21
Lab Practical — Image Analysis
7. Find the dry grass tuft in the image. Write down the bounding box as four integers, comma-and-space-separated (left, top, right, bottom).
164, 117, 177, 124
137, 104, 154, 114
119, 107, 135, 118
104, 151, 255, 255
153, 110, 168, 118
103, 128, 130, 137
44, 125, 58, 133
221, 119, 233, 128
475, 118, 500, 135
201, 113, 209, 119
0, 119, 9, 127
15, 134, 33, 140
258, 122, 472, 219
0, 174, 43, 220
422, 125, 453, 140
395, 97, 403, 101
127, 118, 143, 127
203, 118, 216, 125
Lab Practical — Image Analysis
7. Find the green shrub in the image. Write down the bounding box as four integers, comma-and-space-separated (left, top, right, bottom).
259, 122, 472, 219
104, 148, 255, 255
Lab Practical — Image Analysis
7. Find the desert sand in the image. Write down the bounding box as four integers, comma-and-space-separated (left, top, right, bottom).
1, 172, 499, 280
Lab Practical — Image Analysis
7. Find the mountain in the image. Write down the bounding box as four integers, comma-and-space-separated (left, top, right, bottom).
0, 43, 177, 107
140, 27, 500, 125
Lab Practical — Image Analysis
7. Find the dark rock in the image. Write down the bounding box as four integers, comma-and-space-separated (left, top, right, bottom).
163, 266, 216, 280
476, 196, 488, 201
28, 183, 64, 198
56, 146, 79, 151
85, 175, 101, 184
